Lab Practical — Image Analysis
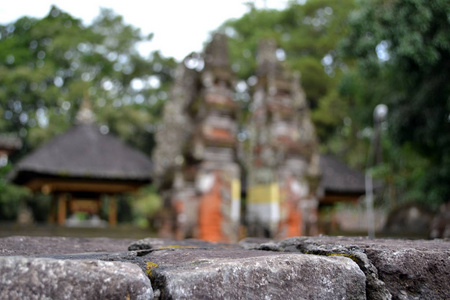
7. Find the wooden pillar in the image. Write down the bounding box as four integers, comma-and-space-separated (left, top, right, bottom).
57, 193, 67, 226
108, 195, 117, 226
48, 195, 57, 224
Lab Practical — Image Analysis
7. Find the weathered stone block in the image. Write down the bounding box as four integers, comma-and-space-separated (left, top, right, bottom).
2, 236, 449, 300
0, 236, 134, 256
0, 257, 153, 300
143, 249, 366, 300
364, 246, 450, 300
128, 238, 238, 251
251, 236, 450, 300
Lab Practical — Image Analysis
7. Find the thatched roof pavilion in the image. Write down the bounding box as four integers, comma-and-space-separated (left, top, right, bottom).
9, 102, 152, 226
9, 124, 152, 190
318, 154, 366, 204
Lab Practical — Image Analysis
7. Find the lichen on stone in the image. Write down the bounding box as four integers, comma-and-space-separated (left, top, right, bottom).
145, 262, 159, 277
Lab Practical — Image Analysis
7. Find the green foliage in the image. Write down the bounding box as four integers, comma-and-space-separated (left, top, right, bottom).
26, 193, 51, 222
117, 195, 134, 223
371, 141, 430, 207
2, 0, 448, 223
0, 163, 30, 221
219, 0, 356, 143
131, 185, 162, 228
0, 6, 175, 224
341, 0, 450, 206
0, 6, 176, 157
222, 0, 449, 208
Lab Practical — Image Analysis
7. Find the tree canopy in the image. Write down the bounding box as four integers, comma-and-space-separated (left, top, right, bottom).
220, 0, 450, 207
341, 0, 450, 206
0, 6, 175, 222
0, 6, 176, 157
219, 0, 356, 143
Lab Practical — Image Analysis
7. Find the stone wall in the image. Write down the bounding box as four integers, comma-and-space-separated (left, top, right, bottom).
1, 236, 449, 299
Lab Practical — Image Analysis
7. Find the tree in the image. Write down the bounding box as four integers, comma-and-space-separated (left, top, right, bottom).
218, 0, 356, 143
340, 0, 450, 206
0, 6, 175, 222
0, 162, 30, 221
0, 6, 176, 158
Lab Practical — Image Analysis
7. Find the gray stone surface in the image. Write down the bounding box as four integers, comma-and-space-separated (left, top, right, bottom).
249, 236, 450, 300
35, 246, 366, 299
364, 246, 450, 300
1, 235, 449, 300
238, 237, 275, 250
0, 236, 134, 256
144, 249, 366, 300
128, 238, 239, 251
0, 256, 153, 300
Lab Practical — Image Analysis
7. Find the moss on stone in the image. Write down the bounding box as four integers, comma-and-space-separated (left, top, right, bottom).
145, 262, 158, 277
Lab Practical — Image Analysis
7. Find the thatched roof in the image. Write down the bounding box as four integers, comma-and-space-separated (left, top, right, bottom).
239, 154, 367, 197
319, 154, 366, 195
9, 124, 152, 184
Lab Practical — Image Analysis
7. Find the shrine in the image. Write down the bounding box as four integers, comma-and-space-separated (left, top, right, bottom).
8, 101, 153, 226
153, 33, 241, 242
246, 39, 320, 238
318, 154, 367, 205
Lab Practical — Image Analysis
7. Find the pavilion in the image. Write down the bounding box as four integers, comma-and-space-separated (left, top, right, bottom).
318, 154, 367, 205
8, 102, 153, 226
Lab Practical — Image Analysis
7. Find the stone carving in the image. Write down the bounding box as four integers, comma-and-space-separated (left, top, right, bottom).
246, 39, 320, 238
153, 36, 320, 240
152, 34, 241, 242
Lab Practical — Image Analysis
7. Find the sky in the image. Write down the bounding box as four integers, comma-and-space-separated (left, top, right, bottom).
0, 0, 289, 61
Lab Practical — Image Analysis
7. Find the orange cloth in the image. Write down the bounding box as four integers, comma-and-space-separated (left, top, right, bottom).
198, 175, 225, 242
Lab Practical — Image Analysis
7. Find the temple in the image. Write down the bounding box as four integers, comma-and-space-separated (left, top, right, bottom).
7, 33, 367, 238
153, 35, 324, 241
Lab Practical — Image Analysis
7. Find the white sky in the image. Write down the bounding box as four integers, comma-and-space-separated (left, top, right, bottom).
0, 0, 289, 61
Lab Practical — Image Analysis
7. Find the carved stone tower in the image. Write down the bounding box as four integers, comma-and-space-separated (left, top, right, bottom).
152, 34, 241, 242
247, 39, 320, 238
